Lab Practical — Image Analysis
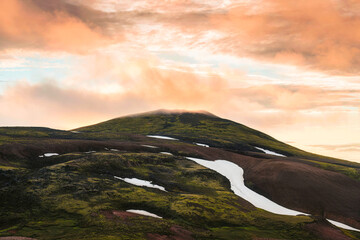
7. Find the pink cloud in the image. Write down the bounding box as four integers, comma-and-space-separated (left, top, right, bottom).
0, 0, 112, 53
211, 0, 360, 74
0, 55, 358, 130
1, 0, 360, 74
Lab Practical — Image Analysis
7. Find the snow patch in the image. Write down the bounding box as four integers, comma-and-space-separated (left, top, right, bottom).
85, 151, 96, 154
147, 135, 178, 140
160, 152, 173, 155
328, 219, 360, 232
114, 176, 167, 192
39, 153, 59, 158
126, 209, 162, 218
111, 149, 119, 152
186, 157, 304, 216
142, 145, 158, 149
71, 131, 80, 134
186, 156, 360, 231
195, 143, 210, 147
255, 147, 286, 157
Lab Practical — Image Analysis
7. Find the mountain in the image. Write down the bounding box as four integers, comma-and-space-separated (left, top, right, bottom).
76, 110, 360, 168
0, 110, 359, 240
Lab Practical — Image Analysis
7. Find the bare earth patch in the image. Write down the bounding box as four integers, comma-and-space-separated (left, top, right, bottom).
101, 210, 138, 220
147, 225, 194, 240
305, 219, 352, 240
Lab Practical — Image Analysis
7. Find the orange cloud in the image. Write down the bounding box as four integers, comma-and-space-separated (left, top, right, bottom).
2, 0, 359, 74
0, 55, 229, 128
211, 0, 360, 74
0, 55, 358, 130
233, 85, 360, 110
0, 0, 111, 53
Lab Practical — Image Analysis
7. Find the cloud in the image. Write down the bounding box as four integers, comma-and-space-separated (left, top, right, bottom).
0, 54, 358, 131
1, 0, 360, 74
0, 55, 231, 128
309, 144, 360, 152
69, 0, 233, 13
210, 0, 360, 74
0, 0, 112, 53
103, 0, 360, 75
232, 85, 360, 110
0, 80, 150, 128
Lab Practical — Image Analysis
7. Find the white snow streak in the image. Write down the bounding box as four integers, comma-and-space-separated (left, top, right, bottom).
39, 153, 59, 157
328, 219, 360, 232
114, 176, 167, 192
255, 147, 286, 157
126, 209, 162, 218
195, 143, 210, 147
147, 135, 178, 140
160, 152, 173, 155
186, 157, 304, 216
141, 145, 159, 148
186, 157, 360, 232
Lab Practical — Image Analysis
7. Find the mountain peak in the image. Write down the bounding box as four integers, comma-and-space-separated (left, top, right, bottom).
127, 109, 219, 118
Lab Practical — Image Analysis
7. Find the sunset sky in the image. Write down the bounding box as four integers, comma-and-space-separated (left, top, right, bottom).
0, 0, 359, 162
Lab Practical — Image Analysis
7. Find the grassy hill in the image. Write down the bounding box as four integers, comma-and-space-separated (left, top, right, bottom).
75, 111, 306, 155
0, 110, 359, 240
75, 110, 360, 168
0, 151, 333, 240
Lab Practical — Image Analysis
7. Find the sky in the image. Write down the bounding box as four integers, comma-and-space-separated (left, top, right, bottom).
0, 0, 359, 162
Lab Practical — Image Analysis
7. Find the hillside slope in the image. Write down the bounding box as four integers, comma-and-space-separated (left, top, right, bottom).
0, 110, 359, 240
76, 110, 360, 168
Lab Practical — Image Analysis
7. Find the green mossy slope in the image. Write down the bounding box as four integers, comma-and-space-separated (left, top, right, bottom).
0, 152, 324, 239
75, 111, 360, 168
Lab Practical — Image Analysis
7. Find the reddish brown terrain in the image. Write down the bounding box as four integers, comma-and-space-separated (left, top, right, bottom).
0, 112, 359, 239
1, 136, 359, 230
